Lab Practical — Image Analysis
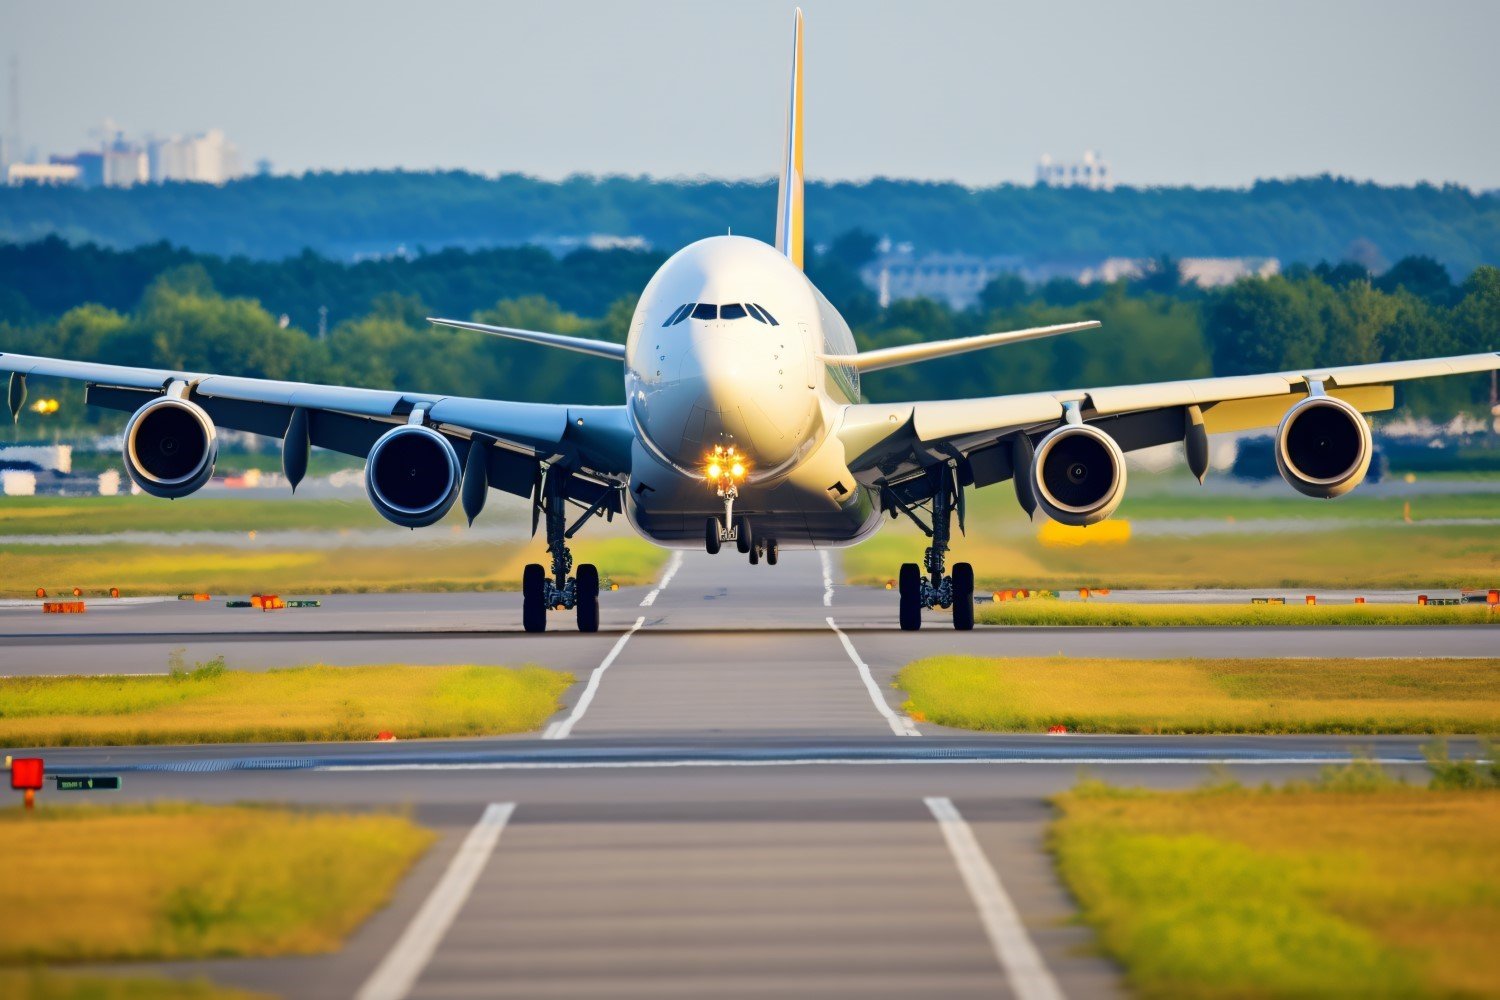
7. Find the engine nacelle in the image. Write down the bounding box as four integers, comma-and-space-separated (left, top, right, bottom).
123, 396, 218, 498
364, 424, 461, 528
1029, 423, 1127, 526
1274, 394, 1372, 499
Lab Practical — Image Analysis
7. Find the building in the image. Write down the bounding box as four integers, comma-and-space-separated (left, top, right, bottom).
1035, 150, 1113, 190
6, 161, 80, 185
147, 129, 243, 184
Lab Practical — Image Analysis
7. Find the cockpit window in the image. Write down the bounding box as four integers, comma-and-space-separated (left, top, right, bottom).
662, 303, 691, 327
691, 303, 719, 321
752, 303, 779, 326
664, 302, 772, 324
719, 303, 748, 321
670, 303, 695, 325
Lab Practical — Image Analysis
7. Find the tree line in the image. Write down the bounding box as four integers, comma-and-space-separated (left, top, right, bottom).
2, 171, 1499, 272
1, 236, 1494, 439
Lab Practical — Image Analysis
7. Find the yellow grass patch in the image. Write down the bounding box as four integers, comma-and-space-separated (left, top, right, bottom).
1036, 518, 1132, 547
1052, 786, 1500, 997
977, 601, 1496, 627
896, 656, 1500, 734
0, 970, 265, 1000
0, 803, 432, 963
0, 661, 573, 746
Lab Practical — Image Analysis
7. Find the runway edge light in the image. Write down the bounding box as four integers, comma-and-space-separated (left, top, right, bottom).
10, 757, 44, 811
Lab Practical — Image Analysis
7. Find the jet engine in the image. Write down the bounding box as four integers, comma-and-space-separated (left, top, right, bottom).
123, 396, 218, 498
1028, 423, 1127, 526
1274, 394, 1372, 499
364, 424, 461, 527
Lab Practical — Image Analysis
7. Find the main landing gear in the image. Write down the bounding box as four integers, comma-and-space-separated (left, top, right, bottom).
522, 467, 613, 633
704, 510, 777, 565
890, 467, 974, 631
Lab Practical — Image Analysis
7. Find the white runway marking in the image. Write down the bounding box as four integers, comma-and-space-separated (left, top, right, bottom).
826, 617, 921, 737
543, 616, 645, 739
319, 755, 1419, 773
355, 801, 516, 1000
819, 549, 834, 606
639, 550, 683, 607
925, 796, 1066, 1000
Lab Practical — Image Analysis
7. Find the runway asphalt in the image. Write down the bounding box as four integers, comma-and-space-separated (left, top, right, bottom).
5, 549, 1496, 999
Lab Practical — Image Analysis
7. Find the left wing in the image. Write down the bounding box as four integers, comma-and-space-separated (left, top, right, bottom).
838, 351, 1500, 493
0, 352, 632, 503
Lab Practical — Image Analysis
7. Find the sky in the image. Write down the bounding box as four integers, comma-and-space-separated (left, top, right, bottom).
3, 0, 1498, 189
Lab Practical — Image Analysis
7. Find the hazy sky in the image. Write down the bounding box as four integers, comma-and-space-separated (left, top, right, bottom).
4, 0, 1497, 189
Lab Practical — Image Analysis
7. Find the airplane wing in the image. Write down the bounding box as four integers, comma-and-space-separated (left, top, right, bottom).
0, 352, 632, 503
838, 351, 1500, 501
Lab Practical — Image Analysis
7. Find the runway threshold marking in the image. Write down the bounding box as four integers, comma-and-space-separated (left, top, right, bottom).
543, 616, 646, 739
826, 617, 921, 737
819, 549, 834, 606
639, 550, 683, 607
925, 797, 1066, 1000
355, 801, 516, 1000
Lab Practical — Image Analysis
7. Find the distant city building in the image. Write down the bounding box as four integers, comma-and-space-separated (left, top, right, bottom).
1036, 150, 1113, 190
861, 247, 1281, 308
6, 161, 80, 186
4, 125, 245, 187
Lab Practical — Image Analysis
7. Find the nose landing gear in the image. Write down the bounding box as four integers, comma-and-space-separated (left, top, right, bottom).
889, 467, 974, 631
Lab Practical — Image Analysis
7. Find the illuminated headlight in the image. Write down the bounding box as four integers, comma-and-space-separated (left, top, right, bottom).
704, 445, 749, 488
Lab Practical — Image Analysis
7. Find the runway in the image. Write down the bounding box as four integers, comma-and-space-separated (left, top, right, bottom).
6, 551, 1494, 999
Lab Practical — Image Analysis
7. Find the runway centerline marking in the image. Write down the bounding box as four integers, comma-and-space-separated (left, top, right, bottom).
827, 617, 921, 737
543, 616, 645, 739
925, 796, 1066, 1000
639, 550, 683, 607
355, 801, 515, 1000
819, 549, 834, 606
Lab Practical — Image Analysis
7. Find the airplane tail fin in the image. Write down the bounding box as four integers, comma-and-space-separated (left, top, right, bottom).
774, 9, 805, 270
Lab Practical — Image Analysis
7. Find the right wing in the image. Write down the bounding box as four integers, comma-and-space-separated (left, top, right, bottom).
838, 351, 1500, 494
1, 352, 632, 505
426, 318, 627, 361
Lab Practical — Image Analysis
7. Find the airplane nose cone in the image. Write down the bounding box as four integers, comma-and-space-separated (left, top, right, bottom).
634, 330, 817, 478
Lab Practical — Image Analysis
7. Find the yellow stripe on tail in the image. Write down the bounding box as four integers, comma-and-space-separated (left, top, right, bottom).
774, 9, 805, 270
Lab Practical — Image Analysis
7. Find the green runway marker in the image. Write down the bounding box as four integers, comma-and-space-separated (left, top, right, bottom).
287, 600, 321, 608
225, 600, 253, 607
54, 776, 122, 791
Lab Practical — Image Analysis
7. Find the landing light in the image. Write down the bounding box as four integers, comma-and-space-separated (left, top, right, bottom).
704, 445, 749, 490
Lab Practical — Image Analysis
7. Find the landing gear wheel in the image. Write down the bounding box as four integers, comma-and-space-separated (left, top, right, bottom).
766, 540, 779, 565
522, 562, 547, 633
705, 517, 722, 554
748, 543, 760, 565
898, 562, 922, 632
575, 563, 599, 633
735, 517, 753, 554
952, 561, 974, 631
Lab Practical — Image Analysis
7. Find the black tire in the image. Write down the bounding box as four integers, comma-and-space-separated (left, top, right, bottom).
748, 544, 760, 565
898, 561, 922, 631
952, 562, 975, 631
705, 517, 722, 554
575, 563, 600, 633
522, 562, 547, 633
766, 541, 778, 565
735, 517, 753, 554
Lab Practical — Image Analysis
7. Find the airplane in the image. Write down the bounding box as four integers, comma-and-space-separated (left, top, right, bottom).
3, 10, 1498, 634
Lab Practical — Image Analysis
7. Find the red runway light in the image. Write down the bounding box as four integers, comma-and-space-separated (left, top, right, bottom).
10, 757, 43, 791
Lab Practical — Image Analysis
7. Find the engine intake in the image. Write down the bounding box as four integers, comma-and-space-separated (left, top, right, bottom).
364, 424, 461, 527
123, 397, 218, 498
1274, 394, 1371, 499
1029, 423, 1127, 526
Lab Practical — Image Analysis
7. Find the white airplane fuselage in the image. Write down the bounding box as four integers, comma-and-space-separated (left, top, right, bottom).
624, 235, 880, 549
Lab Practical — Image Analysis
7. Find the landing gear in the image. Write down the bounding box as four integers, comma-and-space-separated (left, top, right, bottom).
522, 466, 614, 633
765, 540, 778, 565
889, 466, 974, 631
705, 516, 722, 554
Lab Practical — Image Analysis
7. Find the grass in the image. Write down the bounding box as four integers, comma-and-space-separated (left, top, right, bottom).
0, 970, 265, 1000
0, 802, 433, 963
847, 522, 1500, 590
0, 495, 393, 536
1051, 780, 1500, 998
0, 534, 668, 597
895, 655, 1500, 734
0, 659, 574, 746
977, 601, 1497, 627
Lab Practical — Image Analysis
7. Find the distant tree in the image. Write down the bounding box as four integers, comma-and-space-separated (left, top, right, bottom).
826, 228, 880, 271
1375, 255, 1456, 306
1132, 254, 1184, 296
1202, 277, 1323, 376
977, 273, 1029, 314
1312, 260, 1371, 289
